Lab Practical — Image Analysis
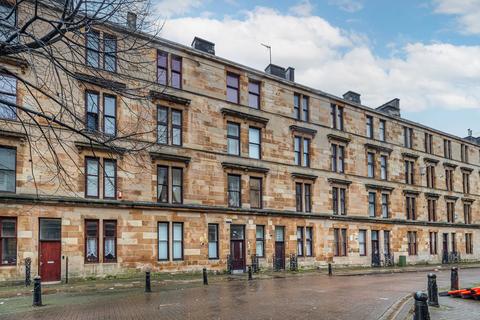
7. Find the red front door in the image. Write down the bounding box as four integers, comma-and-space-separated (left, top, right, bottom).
40, 241, 61, 282
231, 240, 245, 271
230, 225, 245, 271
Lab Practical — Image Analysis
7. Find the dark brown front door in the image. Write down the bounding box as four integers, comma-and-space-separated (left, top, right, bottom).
275, 226, 285, 270
442, 233, 448, 253
39, 218, 62, 282
442, 233, 448, 263
230, 225, 245, 271
231, 240, 245, 270
40, 241, 61, 282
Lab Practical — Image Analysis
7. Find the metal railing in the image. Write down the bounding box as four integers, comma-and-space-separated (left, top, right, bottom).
226, 254, 233, 274
442, 251, 461, 264
371, 253, 381, 267
289, 254, 298, 271
383, 253, 394, 267
272, 254, 284, 271
251, 254, 259, 273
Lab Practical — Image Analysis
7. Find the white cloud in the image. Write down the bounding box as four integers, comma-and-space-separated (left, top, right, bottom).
328, 0, 364, 13
160, 7, 480, 113
434, 0, 480, 34
290, 0, 314, 17
224, 0, 239, 6
155, 0, 204, 18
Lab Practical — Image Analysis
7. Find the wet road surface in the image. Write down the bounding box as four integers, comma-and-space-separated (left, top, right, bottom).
2, 268, 479, 320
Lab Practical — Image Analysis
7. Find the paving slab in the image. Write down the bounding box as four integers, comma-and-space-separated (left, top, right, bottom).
0, 268, 478, 319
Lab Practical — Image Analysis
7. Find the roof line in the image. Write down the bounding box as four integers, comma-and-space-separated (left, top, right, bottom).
102, 21, 480, 147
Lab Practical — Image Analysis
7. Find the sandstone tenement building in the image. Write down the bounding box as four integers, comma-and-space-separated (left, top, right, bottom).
0, 6, 479, 281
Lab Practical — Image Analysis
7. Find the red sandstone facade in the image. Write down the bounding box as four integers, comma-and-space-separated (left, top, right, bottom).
0, 8, 479, 281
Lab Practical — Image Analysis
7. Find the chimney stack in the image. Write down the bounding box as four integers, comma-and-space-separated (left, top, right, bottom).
265, 64, 285, 79
285, 67, 295, 82
376, 98, 401, 118
464, 129, 480, 145
265, 64, 295, 82
127, 12, 137, 30
343, 91, 361, 104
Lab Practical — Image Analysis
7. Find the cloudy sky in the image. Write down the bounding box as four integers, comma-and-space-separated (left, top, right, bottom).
154, 0, 480, 138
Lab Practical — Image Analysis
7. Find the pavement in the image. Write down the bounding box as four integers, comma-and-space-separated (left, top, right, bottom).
429, 295, 480, 320
0, 266, 478, 319
1, 262, 479, 299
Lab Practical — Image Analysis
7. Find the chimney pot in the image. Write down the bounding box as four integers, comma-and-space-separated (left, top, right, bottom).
376, 98, 401, 118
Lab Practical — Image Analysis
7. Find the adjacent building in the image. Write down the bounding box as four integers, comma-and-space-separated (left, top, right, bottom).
0, 6, 479, 281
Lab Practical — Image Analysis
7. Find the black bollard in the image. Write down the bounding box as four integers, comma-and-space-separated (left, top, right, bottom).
328, 263, 332, 276
32, 276, 42, 307
145, 271, 151, 293
203, 268, 208, 285
65, 256, 69, 284
427, 273, 439, 307
248, 266, 253, 280
413, 291, 430, 320
450, 267, 459, 290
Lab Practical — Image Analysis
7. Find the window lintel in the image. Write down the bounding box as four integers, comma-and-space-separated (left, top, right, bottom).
149, 90, 191, 106
75, 141, 126, 155
444, 195, 459, 201
221, 108, 268, 125
328, 134, 350, 145
423, 157, 439, 164
365, 184, 394, 192
460, 166, 474, 173
222, 162, 269, 174
425, 192, 440, 199
290, 125, 317, 137
364, 143, 392, 154
403, 189, 420, 196
74, 72, 126, 91
291, 172, 317, 181
150, 152, 191, 165
443, 162, 458, 169
0, 56, 28, 69
0, 129, 26, 141
327, 178, 351, 186
402, 152, 419, 160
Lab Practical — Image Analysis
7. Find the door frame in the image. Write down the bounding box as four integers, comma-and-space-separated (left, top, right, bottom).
230, 224, 246, 271
38, 218, 62, 282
